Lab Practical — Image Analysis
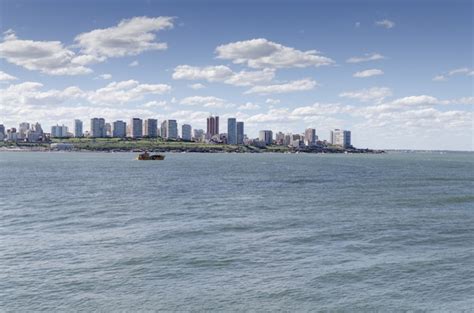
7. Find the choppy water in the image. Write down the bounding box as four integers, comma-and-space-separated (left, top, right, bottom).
0, 151, 473, 311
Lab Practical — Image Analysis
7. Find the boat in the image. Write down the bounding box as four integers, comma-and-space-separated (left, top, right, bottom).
136, 151, 165, 160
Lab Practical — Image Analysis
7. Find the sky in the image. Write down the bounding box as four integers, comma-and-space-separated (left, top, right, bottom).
0, 0, 472, 150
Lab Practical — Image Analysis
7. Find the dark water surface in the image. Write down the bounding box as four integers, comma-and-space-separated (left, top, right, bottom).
1, 152, 473, 311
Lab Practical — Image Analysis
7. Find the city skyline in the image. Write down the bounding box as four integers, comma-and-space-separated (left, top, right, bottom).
0, 0, 472, 150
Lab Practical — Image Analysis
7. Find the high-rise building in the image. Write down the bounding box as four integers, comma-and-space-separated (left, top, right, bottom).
237, 122, 244, 145
0, 124, 5, 141
206, 116, 219, 137
160, 120, 167, 139
74, 119, 83, 137
162, 120, 178, 139
193, 129, 204, 142
227, 118, 237, 144
144, 119, 158, 138
105, 123, 112, 137
304, 128, 316, 146
18, 122, 30, 139
259, 130, 273, 145
27, 123, 43, 142
275, 132, 285, 145
330, 129, 351, 148
112, 120, 126, 138
181, 124, 192, 141
91, 118, 106, 137
51, 125, 68, 138
130, 118, 143, 138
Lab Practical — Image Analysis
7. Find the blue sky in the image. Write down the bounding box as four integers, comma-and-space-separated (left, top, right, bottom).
1, 0, 472, 150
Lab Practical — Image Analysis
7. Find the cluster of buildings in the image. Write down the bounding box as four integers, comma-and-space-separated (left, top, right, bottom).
0, 116, 352, 148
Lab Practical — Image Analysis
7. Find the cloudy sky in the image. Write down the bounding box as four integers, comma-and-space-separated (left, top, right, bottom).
0, 0, 472, 150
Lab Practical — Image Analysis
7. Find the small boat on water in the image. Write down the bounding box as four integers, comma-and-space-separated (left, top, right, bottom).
137, 151, 165, 160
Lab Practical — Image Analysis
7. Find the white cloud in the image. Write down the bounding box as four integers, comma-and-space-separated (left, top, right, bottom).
448, 68, 470, 76
215, 38, 334, 69
339, 87, 392, 103
172, 65, 275, 86
245, 78, 317, 95
353, 69, 384, 78
355, 22, 361, 28
265, 98, 280, 105
97, 73, 112, 80
432, 75, 447, 82
375, 19, 395, 29
346, 53, 385, 63
180, 96, 233, 108
143, 100, 167, 108
0, 70, 17, 82
433, 67, 472, 82
75, 16, 174, 59
0, 30, 92, 75
129, 60, 139, 67
238, 102, 260, 110
188, 83, 206, 90
89, 80, 171, 105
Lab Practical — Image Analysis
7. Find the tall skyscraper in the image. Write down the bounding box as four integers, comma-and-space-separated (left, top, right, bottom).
0, 124, 5, 140
144, 119, 158, 138
112, 120, 126, 138
237, 121, 244, 145
227, 118, 237, 144
74, 119, 83, 137
304, 128, 316, 146
181, 124, 192, 141
162, 120, 178, 139
259, 130, 273, 145
193, 129, 204, 142
130, 118, 143, 138
51, 125, 68, 138
18, 122, 30, 140
160, 120, 167, 139
330, 129, 351, 148
91, 118, 106, 137
206, 116, 219, 137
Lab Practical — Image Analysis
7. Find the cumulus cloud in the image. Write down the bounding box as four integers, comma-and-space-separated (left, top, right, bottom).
245, 78, 317, 95
89, 80, 171, 105
353, 69, 384, 78
375, 19, 395, 29
172, 65, 275, 86
215, 38, 334, 69
265, 98, 281, 105
238, 102, 260, 110
346, 53, 385, 63
188, 83, 206, 90
143, 100, 167, 108
0, 70, 17, 82
97, 73, 112, 80
0, 30, 93, 75
433, 67, 473, 82
74, 16, 174, 59
129, 60, 139, 67
180, 96, 233, 108
339, 87, 392, 103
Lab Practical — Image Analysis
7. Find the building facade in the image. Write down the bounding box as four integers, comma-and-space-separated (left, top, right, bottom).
206, 116, 219, 137
237, 122, 244, 145
144, 119, 158, 138
112, 120, 126, 138
162, 120, 178, 139
330, 129, 351, 148
304, 128, 317, 146
130, 118, 143, 138
51, 125, 68, 138
181, 124, 192, 141
259, 130, 273, 145
227, 118, 237, 144
74, 119, 83, 137
91, 118, 106, 138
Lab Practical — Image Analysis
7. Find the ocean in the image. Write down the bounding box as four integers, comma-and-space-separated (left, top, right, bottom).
0, 151, 473, 311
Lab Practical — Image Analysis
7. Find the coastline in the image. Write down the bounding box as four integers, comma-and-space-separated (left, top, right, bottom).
0, 138, 383, 154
